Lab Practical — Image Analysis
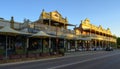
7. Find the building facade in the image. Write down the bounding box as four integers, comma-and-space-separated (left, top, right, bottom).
75, 18, 117, 50
0, 10, 117, 59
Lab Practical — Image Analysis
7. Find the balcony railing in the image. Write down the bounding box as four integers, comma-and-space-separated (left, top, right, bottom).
80, 34, 116, 42
34, 24, 75, 35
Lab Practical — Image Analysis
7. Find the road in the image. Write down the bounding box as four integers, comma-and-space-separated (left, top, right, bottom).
0, 50, 120, 69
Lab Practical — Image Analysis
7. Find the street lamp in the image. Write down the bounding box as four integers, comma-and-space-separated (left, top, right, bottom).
54, 23, 59, 54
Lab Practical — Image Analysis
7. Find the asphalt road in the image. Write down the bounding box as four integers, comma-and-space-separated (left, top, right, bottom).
0, 50, 120, 69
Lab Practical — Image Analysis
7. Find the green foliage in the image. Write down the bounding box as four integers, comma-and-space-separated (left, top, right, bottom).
59, 48, 65, 56
43, 48, 49, 53
50, 48, 53, 52
16, 49, 25, 54
29, 49, 42, 54
117, 37, 120, 45
59, 48, 64, 53
0, 49, 4, 55
117, 37, 120, 48
117, 45, 120, 48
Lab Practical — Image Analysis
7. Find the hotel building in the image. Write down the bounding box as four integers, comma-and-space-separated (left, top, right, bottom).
75, 18, 117, 50
0, 10, 117, 59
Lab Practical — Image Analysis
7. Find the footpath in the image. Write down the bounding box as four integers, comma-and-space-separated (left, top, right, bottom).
0, 50, 115, 66
65, 50, 108, 57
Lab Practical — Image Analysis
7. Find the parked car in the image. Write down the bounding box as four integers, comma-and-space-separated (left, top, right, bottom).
105, 46, 113, 51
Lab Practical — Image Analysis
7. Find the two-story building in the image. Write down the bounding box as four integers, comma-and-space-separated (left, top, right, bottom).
0, 10, 117, 59
75, 18, 117, 51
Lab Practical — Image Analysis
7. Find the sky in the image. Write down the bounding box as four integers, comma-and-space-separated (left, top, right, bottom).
0, 0, 120, 37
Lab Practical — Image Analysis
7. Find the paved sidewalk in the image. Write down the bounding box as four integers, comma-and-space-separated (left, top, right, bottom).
65, 49, 120, 57
0, 50, 117, 66
65, 50, 109, 57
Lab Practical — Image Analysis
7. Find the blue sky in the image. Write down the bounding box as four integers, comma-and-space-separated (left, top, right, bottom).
0, 0, 120, 37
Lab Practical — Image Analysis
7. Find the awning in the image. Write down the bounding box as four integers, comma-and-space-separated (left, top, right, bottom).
31, 31, 50, 38
0, 26, 21, 36
76, 37, 91, 41
65, 24, 76, 26
63, 34, 76, 39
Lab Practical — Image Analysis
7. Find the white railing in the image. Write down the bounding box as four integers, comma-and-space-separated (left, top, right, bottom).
80, 34, 116, 42
34, 24, 75, 35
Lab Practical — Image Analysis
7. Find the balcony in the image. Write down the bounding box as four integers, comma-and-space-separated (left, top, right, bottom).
80, 33, 116, 42
33, 23, 75, 35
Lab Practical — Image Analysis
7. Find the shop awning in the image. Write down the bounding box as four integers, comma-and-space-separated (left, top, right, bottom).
65, 24, 76, 26
0, 26, 21, 36
31, 31, 50, 38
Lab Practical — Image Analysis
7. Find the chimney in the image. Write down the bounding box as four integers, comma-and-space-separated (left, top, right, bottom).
10, 16, 14, 29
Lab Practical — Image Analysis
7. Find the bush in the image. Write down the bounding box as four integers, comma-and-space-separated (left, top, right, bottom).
16, 49, 25, 55
117, 45, 120, 48
59, 48, 65, 56
0, 49, 4, 55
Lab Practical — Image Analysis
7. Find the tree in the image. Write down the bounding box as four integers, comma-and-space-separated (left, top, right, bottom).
117, 37, 120, 48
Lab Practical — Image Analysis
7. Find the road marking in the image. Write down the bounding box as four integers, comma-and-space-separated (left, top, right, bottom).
48, 53, 120, 69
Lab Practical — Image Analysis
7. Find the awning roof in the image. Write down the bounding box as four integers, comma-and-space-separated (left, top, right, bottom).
0, 26, 31, 36
31, 31, 50, 37
75, 37, 91, 40
0, 26, 21, 35
65, 23, 76, 26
